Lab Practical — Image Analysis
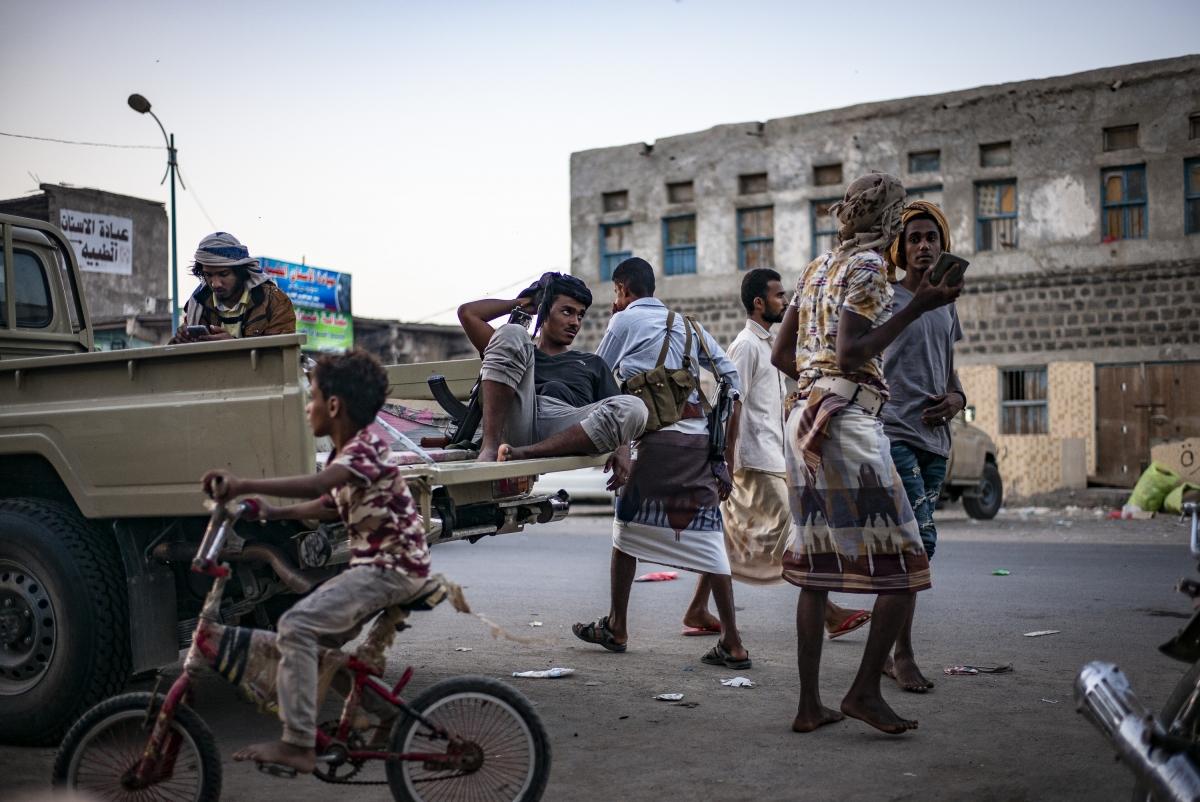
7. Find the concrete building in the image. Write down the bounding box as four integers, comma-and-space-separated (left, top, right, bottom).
570, 55, 1200, 495
0, 184, 171, 348
353, 318, 474, 365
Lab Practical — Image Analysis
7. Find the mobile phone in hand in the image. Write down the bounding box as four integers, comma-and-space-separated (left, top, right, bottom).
185, 325, 210, 338
928, 253, 970, 286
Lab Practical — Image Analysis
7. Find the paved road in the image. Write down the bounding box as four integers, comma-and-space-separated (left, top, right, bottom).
5, 508, 1197, 801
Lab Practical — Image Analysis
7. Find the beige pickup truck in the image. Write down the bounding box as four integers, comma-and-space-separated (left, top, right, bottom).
0, 214, 601, 745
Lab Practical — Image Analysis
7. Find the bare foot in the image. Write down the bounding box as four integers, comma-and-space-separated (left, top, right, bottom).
477, 446, 499, 462
496, 444, 519, 462
884, 655, 935, 693
840, 692, 918, 735
792, 700, 845, 733
682, 610, 721, 631
232, 740, 317, 773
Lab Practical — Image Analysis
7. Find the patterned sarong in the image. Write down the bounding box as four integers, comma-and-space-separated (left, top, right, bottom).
614, 430, 730, 575
720, 469, 793, 584
782, 402, 930, 594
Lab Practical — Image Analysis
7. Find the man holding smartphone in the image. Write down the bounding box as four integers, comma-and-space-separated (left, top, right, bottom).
170, 232, 296, 343
881, 200, 967, 693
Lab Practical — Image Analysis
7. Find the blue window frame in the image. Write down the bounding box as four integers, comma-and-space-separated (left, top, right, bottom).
737, 206, 773, 271
1185, 158, 1200, 235
975, 180, 1018, 251
599, 221, 632, 281
662, 214, 696, 275
1101, 164, 1147, 240
906, 184, 944, 207
810, 198, 839, 260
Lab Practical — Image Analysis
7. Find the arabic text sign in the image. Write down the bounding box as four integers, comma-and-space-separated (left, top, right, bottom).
296, 308, 353, 353
59, 209, 133, 275
258, 257, 351, 314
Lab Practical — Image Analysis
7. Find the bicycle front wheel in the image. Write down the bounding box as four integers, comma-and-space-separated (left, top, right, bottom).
52, 691, 222, 802
386, 675, 550, 802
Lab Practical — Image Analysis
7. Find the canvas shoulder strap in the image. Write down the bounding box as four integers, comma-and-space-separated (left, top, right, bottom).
686, 316, 719, 414
655, 309, 680, 368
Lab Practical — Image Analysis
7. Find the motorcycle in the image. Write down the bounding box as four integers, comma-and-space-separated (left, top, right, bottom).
1076, 499, 1200, 802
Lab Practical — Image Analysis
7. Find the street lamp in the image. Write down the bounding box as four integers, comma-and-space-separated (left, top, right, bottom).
127, 93, 184, 331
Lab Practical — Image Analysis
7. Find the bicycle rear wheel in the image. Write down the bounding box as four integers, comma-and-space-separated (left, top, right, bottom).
386, 675, 550, 802
52, 691, 222, 802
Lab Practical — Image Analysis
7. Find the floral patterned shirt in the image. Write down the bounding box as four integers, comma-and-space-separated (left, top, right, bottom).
323, 429, 429, 577
790, 249, 894, 390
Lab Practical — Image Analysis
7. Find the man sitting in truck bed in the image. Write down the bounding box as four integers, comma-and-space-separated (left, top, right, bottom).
170, 231, 297, 343
457, 273, 646, 465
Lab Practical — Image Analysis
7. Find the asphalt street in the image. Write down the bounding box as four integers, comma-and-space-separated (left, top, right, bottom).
4, 506, 1197, 801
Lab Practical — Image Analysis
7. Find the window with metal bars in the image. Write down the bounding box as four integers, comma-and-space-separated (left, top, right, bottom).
662, 215, 697, 275
1101, 165, 1147, 241
1185, 159, 1200, 235
975, 180, 1018, 251
1000, 367, 1048, 435
737, 206, 773, 271
811, 198, 839, 260
599, 221, 631, 281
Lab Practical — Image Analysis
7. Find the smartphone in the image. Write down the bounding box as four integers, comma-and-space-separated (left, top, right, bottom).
928, 252, 970, 286
185, 325, 210, 338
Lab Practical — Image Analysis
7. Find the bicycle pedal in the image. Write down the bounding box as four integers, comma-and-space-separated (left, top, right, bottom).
256, 761, 298, 779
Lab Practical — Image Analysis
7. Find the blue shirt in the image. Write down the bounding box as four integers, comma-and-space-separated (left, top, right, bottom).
596, 297, 741, 434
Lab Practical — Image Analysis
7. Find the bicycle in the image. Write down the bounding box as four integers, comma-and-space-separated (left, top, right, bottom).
52, 497, 551, 801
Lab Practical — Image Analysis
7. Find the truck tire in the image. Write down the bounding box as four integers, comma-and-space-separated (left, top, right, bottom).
0, 498, 131, 745
962, 462, 1003, 521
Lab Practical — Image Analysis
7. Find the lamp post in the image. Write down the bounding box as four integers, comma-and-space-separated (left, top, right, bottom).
127, 93, 183, 331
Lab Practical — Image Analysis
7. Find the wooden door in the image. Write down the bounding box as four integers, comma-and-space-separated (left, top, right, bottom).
1095, 361, 1200, 487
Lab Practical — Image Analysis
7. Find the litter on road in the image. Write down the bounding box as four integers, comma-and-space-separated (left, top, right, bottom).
1041, 698, 1060, 704
528, 621, 544, 627
512, 667, 575, 679
992, 569, 1011, 576
634, 571, 679, 582
1024, 630, 1061, 637
454, 647, 473, 652
654, 693, 684, 701
944, 664, 1014, 676
721, 677, 755, 688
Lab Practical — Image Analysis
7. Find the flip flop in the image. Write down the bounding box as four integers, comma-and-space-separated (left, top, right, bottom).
681, 623, 722, 637
701, 641, 752, 670
572, 615, 627, 653
827, 609, 871, 640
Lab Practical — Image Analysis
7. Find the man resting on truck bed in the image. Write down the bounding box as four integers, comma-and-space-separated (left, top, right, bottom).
457, 273, 647, 468
170, 231, 297, 343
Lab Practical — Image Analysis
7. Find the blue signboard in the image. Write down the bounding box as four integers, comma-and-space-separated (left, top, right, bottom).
258, 256, 352, 314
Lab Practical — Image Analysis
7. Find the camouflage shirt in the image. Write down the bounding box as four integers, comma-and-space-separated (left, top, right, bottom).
323, 429, 430, 577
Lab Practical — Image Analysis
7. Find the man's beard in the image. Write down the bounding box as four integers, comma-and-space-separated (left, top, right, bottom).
763, 309, 785, 325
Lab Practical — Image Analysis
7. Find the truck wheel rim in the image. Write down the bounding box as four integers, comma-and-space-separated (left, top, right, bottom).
0, 559, 57, 695
979, 477, 998, 510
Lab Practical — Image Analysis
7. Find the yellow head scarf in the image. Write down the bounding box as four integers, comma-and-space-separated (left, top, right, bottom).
887, 200, 952, 280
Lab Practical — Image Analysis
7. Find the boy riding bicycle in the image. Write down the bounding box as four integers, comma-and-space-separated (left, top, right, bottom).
203, 349, 432, 774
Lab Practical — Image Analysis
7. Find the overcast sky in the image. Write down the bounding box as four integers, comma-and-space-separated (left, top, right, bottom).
1, 0, 1196, 323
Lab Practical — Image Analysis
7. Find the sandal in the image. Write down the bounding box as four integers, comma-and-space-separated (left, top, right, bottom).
701, 641, 752, 670
827, 609, 871, 640
572, 616, 627, 653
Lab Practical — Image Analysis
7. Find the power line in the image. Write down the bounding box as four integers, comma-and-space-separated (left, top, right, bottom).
175, 163, 218, 230
413, 272, 547, 323
1, 130, 161, 150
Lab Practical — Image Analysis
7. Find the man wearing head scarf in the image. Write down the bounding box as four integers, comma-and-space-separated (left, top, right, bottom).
770, 173, 961, 736
170, 232, 296, 343
456, 272, 647, 462
879, 200, 967, 694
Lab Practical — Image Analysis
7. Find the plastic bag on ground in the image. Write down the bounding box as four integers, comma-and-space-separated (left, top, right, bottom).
1127, 462, 1182, 513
